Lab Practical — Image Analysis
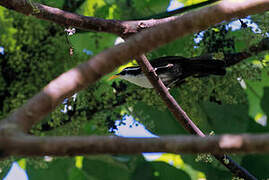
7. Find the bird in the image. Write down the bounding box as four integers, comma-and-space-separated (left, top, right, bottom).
109, 56, 226, 88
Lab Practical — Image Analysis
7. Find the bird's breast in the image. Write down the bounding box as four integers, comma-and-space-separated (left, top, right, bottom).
120, 74, 153, 88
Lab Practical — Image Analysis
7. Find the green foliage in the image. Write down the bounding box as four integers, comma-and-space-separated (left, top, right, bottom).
246, 69, 269, 118
241, 155, 269, 179
0, 10, 71, 119
78, 0, 121, 19
133, 102, 187, 135
132, 0, 170, 17
0, 157, 14, 179
26, 158, 75, 179
83, 156, 130, 180
0, 6, 17, 52
182, 154, 233, 180
201, 102, 249, 134
132, 161, 191, 180
68, 167, 88, 180
34, 0, 65, 9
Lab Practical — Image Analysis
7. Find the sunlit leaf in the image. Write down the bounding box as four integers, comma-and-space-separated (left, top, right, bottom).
18, 159, 27, 170
246, 69, 269, 119
80, 0, 106, 16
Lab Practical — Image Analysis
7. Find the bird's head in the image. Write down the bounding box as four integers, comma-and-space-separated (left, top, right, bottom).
109, 66, 142, 80
108, 66, 153, 88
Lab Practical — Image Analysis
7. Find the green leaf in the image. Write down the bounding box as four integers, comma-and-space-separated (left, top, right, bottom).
0, 163, 12, 180
261, 87, 269, 115
181, 155, 232, 180
132, 161, 155, 180
68, 167, 88, 180
26, 158, 75, 180
151, 35, 194, 58
201, 102, 249, 134
18, 158, 27, 170
133, 102, 187, 135
151, 162, 191, 180
0, 6, 17, 52
79, 0, 106, 17
69, 32, 117, 56
131, 157, 191, 180
132, 158, 191, 180
132, 0, 170, 17
241, 154, 269, 179
245, 70, 269, 118
36, 0, 64, 8
83, 156, 130, 180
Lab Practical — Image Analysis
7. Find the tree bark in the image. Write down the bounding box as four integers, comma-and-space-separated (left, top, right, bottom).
1, 134, 269, 156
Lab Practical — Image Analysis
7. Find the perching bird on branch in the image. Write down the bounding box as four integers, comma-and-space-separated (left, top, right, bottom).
109, 56, 226, 88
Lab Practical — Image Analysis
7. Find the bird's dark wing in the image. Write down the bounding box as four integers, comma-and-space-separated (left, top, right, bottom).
150, 56, 226, 88
150, 56, 189, 67
150, 56, 226, 76
180, 59, 226, 76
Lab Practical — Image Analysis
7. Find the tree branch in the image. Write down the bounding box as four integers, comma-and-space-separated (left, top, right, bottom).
0, 0, 177, 37
1, 134, 269, 156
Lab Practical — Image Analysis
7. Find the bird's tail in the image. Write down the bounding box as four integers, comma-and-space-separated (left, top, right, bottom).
151, 56, 226, 76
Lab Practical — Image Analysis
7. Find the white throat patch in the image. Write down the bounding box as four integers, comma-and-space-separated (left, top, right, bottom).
120, 74, 153, 88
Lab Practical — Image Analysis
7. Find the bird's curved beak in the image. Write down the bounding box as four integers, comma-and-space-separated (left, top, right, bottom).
108, 75, 120, 80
